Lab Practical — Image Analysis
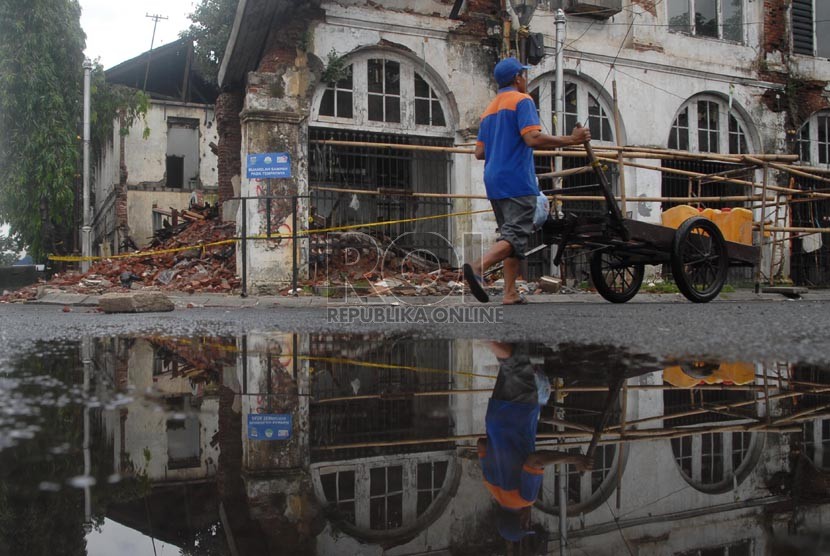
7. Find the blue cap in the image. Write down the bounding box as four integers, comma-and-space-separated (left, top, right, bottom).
494, 57, 531, 87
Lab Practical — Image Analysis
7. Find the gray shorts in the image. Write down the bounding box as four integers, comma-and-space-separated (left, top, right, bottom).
492, 344, 537, 405
490, 195, 536, 259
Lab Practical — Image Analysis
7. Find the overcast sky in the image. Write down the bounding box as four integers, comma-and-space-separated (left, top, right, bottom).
79, 0, 197, 69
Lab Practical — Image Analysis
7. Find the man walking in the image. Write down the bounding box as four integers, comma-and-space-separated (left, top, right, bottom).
464, 57, 591, 304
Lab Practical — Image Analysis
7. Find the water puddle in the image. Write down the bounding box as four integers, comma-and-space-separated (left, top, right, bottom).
0, 334, 828, 555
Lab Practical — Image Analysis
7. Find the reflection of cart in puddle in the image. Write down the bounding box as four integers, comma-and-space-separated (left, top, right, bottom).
540, 142, 760, 303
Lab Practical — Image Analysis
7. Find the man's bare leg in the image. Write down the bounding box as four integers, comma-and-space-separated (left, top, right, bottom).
503, 257, 521, 304
471, 240, 513, 277
470, 240, 524, 305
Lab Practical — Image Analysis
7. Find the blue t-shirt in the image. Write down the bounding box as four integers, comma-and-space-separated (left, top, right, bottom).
478, 398, 543, 509
477, 87, 542, 200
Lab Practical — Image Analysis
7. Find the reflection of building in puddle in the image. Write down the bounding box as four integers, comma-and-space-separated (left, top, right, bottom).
663, 362, 763, 494
86, 337, 830, 554
308, 334, 463, 544
98, 337, 228, 482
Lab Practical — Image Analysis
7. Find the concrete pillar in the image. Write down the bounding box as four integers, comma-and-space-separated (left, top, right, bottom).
238, 109, 310, 292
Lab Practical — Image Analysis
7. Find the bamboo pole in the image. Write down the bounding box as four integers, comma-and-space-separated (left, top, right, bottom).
759, 226, 830, 233
606, 157, 830, 199
748, 403, 830, 431
561, 144, 799, 163
757, 164, 769, 291
607, 386, 830, 431
314, 422, 806, 452
612, 80, 627, 216
549, 195, 761, 203
313, 139, 797, 165
617, 380, 628, 509
310, 184, 761, 204
767, 161, 830, 186
537, 165, 595, 179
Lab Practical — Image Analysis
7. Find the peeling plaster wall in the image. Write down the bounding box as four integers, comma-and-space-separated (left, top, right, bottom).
123, 102, 218, 187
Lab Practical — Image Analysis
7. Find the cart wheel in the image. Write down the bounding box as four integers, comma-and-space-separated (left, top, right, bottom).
590, 250, 645, 303
671, 217, 728, 303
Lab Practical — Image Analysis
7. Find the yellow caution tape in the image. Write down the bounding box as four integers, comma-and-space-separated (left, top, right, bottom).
47, 239, 236, 263
47, 208, 490, 263
303, 355, 496, 380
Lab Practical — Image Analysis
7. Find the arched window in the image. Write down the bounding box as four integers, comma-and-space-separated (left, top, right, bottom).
524, 74, 619, 282
785, 113, 830, 285
663, 94, 756, 212
309, 51, 455, 266
528, 75, 616, 144
313, 51, 452, 135
667, 95, 751, 154
796, 110, 830, 166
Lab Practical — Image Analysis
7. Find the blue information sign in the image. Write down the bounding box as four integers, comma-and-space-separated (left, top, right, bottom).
247, 413, 292, 441
246, 152, 292, 179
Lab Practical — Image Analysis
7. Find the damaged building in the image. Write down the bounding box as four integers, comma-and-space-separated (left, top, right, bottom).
215, 0, 830, 293
90, 38, 220, 255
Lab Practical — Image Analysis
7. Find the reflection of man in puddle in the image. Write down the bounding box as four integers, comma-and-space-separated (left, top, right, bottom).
478, 342, 594, 542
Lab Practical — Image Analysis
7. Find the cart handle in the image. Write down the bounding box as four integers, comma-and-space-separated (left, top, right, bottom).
576, 123, 628, 239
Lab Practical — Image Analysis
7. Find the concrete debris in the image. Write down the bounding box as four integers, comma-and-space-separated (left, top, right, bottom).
538, 276, 562, 294
99, 292, 175, 313
0, 213, 238, 304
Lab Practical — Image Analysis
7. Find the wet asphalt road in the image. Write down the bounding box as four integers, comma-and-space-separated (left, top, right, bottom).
1, 295, 829, 364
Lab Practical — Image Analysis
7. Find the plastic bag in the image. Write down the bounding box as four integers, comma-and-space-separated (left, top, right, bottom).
533, 191, 550, 230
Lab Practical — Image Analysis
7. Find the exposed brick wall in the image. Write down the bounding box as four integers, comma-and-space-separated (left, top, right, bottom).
763, 0, 788, 54
216, 90, 243, 207
453, 0, 501, 37
760, 0, 830, 130
115, 113, 129, 239
631, 0, 658, 17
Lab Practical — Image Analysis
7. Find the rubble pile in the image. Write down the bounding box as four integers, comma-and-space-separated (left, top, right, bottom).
305, 231, 466, 296
0, 217, 238, 303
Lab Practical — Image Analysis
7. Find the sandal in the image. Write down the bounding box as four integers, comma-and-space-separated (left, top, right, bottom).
463, 263, 490, 303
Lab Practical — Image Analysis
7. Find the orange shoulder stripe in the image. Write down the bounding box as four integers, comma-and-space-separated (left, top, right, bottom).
483, 480, 534, 509
480, 91, 534, 120
520, 125, 542, 136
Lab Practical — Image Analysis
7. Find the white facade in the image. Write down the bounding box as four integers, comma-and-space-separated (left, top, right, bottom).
226, 0, 830, 286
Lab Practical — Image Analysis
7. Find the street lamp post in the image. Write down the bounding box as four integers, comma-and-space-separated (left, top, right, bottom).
81, 60, 92, 272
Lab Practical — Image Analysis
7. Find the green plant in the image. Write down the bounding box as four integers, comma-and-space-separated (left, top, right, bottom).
642, 281, 680, 294
322, 49, 349, 84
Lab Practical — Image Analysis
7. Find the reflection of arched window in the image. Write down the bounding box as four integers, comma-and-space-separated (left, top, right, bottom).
312, 453, 459, 541
663, 381, 763, 493
663, 95, 755, 212
535, 389, 625, 514
313, 51, 451, 133
536, 444, 623, 515
671, 431, 760, 492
